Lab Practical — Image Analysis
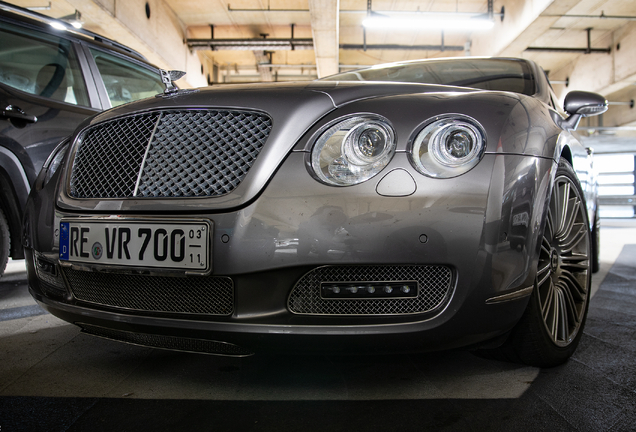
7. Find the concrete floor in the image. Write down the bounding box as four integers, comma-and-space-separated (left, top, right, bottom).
1, 220, 635, 431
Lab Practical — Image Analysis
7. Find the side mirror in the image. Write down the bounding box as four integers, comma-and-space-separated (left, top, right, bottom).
560, 91, 608, 131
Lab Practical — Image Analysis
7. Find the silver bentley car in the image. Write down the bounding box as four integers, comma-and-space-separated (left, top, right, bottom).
24, 57, 607, 367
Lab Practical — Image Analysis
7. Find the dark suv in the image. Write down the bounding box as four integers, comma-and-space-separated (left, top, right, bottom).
0, 2, 165, 275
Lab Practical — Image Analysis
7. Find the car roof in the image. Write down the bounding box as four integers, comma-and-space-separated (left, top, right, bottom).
324, 56, 551, 104
0, 0, 151, 65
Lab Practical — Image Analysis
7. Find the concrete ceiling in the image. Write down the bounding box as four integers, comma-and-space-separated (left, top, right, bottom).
9, 0, 636, 129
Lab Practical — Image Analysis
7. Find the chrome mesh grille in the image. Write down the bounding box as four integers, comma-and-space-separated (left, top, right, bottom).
69, 110, 272, 199
64, 269, 234, 315
70, 113, 160, 198
79, 324, 253, 356
137, 110, 271, 197
288, 265, 452, 315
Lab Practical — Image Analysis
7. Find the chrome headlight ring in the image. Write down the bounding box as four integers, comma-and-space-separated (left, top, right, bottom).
409, 115, 486, 178
309, 114, 396, 186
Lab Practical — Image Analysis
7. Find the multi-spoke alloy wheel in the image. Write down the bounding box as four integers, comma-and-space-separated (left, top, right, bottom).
536, 171, 590, 347
477, 160, 592, 367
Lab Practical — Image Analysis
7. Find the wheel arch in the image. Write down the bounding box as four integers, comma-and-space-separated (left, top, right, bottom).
0, 154, 30, 259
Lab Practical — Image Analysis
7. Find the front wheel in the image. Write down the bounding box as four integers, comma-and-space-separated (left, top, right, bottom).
480, 160, 591, 367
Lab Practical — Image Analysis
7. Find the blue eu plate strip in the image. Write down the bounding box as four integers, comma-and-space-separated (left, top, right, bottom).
59, 222, 69, 260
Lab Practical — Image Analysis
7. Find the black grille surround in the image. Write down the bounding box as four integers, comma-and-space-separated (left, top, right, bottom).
288, 265, 453, 315
69, 109, 273, 199
63, 268, 234, 316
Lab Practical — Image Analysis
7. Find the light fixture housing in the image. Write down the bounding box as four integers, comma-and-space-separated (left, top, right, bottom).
362, 14, 495, 31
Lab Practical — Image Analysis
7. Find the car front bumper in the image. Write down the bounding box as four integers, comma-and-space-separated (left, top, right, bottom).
25, 152, 555, 355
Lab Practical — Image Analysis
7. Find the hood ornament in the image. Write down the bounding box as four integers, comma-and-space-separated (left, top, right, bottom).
160, 69, 186, 94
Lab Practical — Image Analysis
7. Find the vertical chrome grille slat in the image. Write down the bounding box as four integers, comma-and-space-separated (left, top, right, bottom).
133, 112, 163, 197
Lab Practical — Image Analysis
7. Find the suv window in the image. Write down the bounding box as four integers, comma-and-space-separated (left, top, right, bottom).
89, 48, 164, 107
0, 21, 90, 106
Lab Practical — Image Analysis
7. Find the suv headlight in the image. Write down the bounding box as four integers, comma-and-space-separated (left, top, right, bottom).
41, 140, 70, 187
310, 115, 396, 186
409, 116, 486, 178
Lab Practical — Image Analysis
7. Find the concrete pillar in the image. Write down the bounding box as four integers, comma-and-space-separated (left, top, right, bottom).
309, 0, 339, 78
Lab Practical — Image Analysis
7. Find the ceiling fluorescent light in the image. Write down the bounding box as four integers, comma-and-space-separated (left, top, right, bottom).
362, 15, 495, 31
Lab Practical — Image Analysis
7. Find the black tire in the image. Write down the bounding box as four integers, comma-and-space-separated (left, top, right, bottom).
0, 207, 10, 278
478, 160, 591, 367
591, 207, 600, 273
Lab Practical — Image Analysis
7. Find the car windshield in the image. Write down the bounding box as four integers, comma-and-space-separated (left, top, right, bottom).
322, 58, 536, 96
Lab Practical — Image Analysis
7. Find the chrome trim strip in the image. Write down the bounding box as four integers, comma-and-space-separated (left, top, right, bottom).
485, 286, 533, 304
133, 112, 162, 197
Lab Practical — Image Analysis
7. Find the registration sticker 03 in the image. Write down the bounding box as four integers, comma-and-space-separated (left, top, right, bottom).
59, 219, 211, 272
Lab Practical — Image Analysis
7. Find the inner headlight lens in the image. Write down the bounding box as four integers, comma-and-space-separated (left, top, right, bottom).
310, 116, 396, 186
410, 116, 485, 178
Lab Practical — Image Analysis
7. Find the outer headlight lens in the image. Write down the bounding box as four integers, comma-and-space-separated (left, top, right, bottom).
310, 116, 396, 186
409, 116, 486, 178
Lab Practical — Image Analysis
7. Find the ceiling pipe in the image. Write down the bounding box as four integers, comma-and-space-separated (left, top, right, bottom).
607, 100, 635, 108
542, 12, 636, 20
189, 40, 462, 52
188, 38, 313, 51
340, 44, 464, 51
526, 28, 611, 54
226, 3, 505, 19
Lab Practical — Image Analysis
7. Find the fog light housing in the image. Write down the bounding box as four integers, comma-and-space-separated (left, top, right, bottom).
321, 282, 418, 299
34, 256, 67, 297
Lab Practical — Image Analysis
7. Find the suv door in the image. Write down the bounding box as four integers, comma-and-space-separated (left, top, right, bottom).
0, 19, 101, 184
0, 18, 100, 266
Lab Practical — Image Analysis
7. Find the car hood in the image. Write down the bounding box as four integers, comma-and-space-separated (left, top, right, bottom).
85, 80, 479, 122
57, 81, 510, 214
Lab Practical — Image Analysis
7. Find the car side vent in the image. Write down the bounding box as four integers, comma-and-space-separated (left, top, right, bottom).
69, 109, 273, 198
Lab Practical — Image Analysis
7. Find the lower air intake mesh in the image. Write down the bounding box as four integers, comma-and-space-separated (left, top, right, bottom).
79, 324, 253, 356
288, 265, 452, 315
64, 269, 233, 315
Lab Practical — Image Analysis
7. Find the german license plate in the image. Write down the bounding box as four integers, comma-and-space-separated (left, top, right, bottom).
59, 219, 210, 271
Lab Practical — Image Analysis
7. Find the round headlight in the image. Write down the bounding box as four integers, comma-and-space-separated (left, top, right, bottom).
310, 116, 396, 186
409, 116, 486, 178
